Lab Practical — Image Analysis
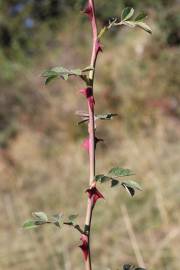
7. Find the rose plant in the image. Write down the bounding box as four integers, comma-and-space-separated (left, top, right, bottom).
23, 1, 152, 270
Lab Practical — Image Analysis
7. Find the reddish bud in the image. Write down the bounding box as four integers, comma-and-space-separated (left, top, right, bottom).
79, 234, 89, 261
86, 186, 104, 206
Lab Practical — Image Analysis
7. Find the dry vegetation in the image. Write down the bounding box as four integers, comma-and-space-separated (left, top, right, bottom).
0, 10, 180, 270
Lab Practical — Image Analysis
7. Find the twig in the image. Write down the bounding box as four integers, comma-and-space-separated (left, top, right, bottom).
64, 222, 85, 235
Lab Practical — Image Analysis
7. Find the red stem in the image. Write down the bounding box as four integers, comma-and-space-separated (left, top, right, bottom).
83, 1, 101, 270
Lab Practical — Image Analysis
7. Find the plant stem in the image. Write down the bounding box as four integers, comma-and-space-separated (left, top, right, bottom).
84, 1, 100, 270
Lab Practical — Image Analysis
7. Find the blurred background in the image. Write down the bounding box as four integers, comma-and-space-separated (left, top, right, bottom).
0, 0, 180, 269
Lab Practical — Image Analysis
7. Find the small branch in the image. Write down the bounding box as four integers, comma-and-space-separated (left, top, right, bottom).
63, 222, 85, 235
98, 18, 118, 40
107, 18, 119, 29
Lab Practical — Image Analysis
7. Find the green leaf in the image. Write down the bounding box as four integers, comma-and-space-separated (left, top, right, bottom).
95, 174, 105, 181
32, 212, 48, 222
108, 167, 134, 177
51, 66, 75, 80
121, 7, 134, 21
68, 214, 78, 221
23, 220, 38, 230
42, 65, 92, 85
125, 180, 142, 190
42, 67, 81, 84
135, 21, 152, 34
135, 12, 148, 21
45, 75, 58, 85
95, 174, 120, 187
95, 174, 111, 183
51, 214, 63, 228
122, 184, 135, 197
43, 70, 57, 77
70, 69, 82, 76
101, 176, 111, 183
42, 70, 59, 85
111, 179, 119, 187
121, 180, 142, 197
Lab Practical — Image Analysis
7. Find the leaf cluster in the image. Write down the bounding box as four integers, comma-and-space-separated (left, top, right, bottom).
100, 7, 152, 38
42, 66, 93, 85
95, 167, 142, 197
120, 7, 152, 34
23, 212, 78, 230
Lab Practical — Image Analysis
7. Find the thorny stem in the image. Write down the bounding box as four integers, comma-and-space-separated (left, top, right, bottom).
83, 1, 101, 270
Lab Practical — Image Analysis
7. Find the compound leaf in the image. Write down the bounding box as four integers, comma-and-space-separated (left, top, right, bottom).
43, 65, 92, 85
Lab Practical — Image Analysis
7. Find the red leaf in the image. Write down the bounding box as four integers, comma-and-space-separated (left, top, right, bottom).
79, 234, 89, 261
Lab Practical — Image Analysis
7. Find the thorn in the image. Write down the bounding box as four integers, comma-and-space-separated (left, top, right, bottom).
80, 87, 95, 110
95, 40, 103, 54
80, 87, 93, 98
86, 186, 104, 206
79, 234, 89, 261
